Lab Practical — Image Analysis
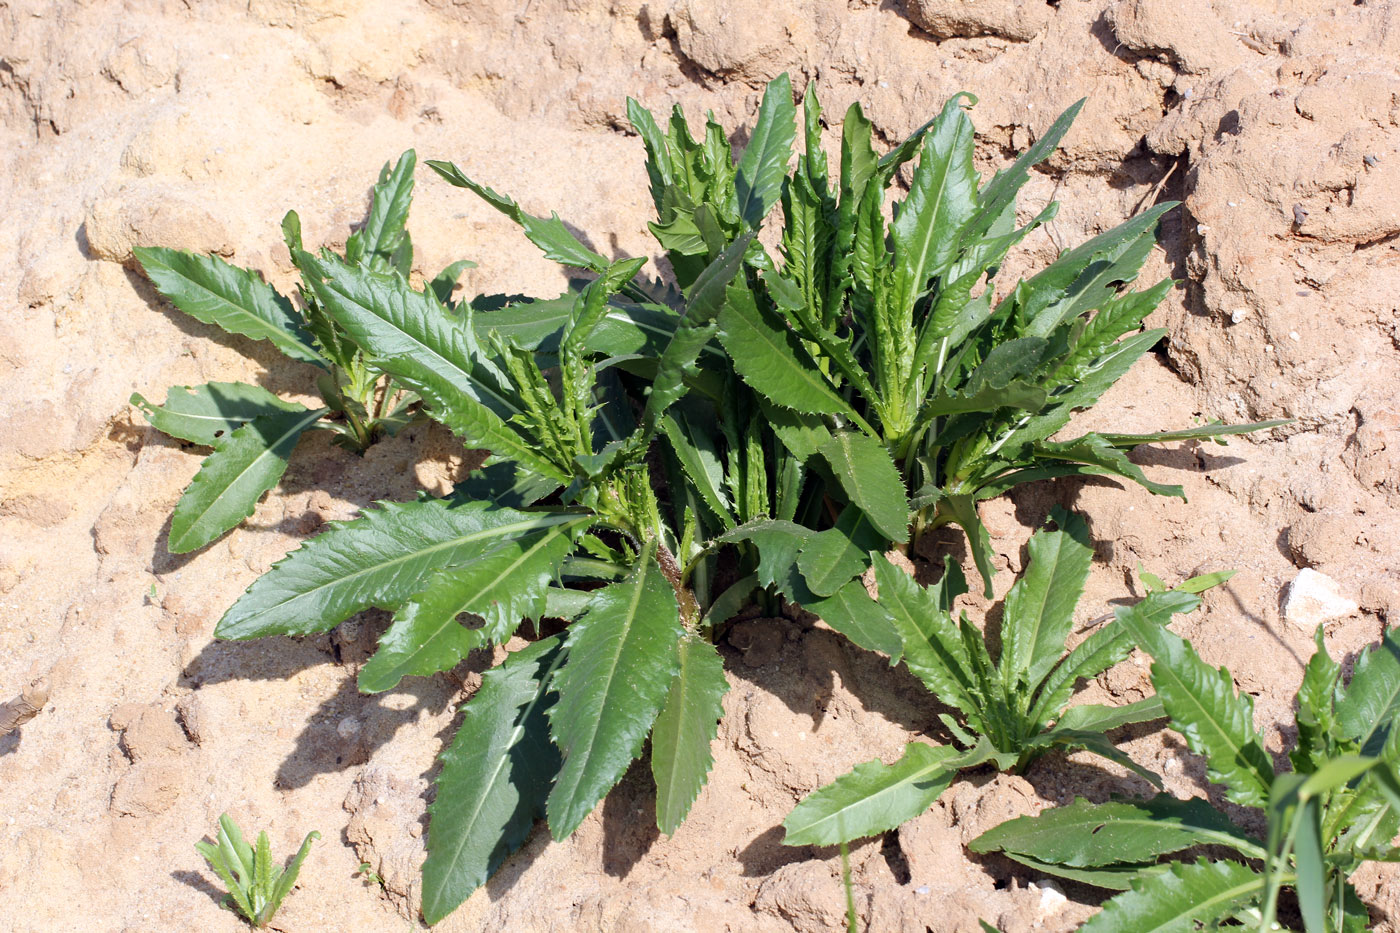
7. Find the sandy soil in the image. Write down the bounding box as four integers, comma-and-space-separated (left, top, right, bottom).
1, 1, 1398, 930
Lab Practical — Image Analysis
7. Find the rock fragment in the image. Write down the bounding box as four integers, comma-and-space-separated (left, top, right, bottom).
1283, 569, 1359, 629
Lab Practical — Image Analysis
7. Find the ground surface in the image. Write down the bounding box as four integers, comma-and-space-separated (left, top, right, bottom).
1, 1, 1398, 930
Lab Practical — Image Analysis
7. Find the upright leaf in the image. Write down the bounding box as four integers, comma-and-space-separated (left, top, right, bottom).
216, 500, 584, 639
421, 636, 565, 924
169, 405, 325, 553
350, 150, 415, 271
1118, 605, 1275, 807
651, 635, 730, 835
817, 431, 909, 543
134, 247, 326, 366
1336, 630, 1400, 758
547, 546, 684, 838
998, 509, 1093, 693
735, 74, 797, 228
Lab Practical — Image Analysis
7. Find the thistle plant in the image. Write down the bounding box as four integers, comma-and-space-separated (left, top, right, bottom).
195, 814, 319, 928
131, 151, 466, 552
781, 510, 1228, 846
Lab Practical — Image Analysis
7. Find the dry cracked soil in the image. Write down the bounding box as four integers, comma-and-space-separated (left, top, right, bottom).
2, 0, 1399, 930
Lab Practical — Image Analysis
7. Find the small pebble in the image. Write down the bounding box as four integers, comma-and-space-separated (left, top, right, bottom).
1364, 154, 1379, 168
1230, 308, 1249, 324
1292, 204, 1309, 225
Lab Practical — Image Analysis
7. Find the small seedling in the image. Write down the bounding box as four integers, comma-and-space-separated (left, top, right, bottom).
195, 814, 319, 928
356, 861, 385, 889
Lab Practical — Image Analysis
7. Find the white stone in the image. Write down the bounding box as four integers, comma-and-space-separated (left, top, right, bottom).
1032, 879, 1068, 916
1283, 569, 1359, 629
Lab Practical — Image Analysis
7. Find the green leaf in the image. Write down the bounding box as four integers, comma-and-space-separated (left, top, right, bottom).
818, 431, 909, 543
969, 795, 1263, 867
350, 150, 415, 271
735, 74, 796, 228
871, 552, 981, 726
964, 99, 1083, 246
216, 499, 584, 639
427, 161, 609, 271
1095, 420, 1290, 448
1054, 696, 1166, 733
1036, 434, 1185, 499
805, 579, 904, 659
937, 494, 995, 597
797, 508, 883, 598
1293, 626, 1342, 773
999, 509, 1093, 694
1029, 590, 1201, 728
719, 519, 815, 592
547, 545, 684, 839
1336, 630, 1400, 757
134, 246, 326, 367
265, 830, 320, 921
717, 282, 858, 418
429, 259, 476, 308
651, 635, 730, 835
169, 405, 325, 553
890, 95, 978, 317
1118, 604, 1275, 807
357, 518, 585, 693
783, 742, 960, 846
301, 253, 567, 482
1000, 853, 1168, 891
422, 636, 565, 925
1080, 858, 1264, 933
131, 382, 303, 446
660, 404, 735, 528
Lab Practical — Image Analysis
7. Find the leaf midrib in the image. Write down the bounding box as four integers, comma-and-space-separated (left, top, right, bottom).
232, 511, 582, 626
172, 407, 324, 550
379, 523, 580, 679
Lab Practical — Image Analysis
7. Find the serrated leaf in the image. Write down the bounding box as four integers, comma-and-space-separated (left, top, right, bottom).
427, 161, 609, 271
999, 508, 1093, 694
547, 545, 684, 839
169, 405, 325, 553
266, 829, 320, 920
783, 742, 959, 846
1053, 696, 1165, 733
421, 636, 565, 925
890, 95, 978, 317
797, 508, 883, 598
969, 795, 1262, 867
216, 499, 584, 639
805, 579, 904, 659
1336, 629, 1400, 758
1118, 605, 1275, 807
131, 382, 303, 446
352, 149, 415, 271
717, 281, 857, 418
1028, 590, 1201, 728
870, 552, 980, 725
1080, 858, 1264, 933
1095, 419, 1290, 448
301, 253, 567, 482
357, 518, 585, 693
735, 74, 796, 228
938, 494, 995, 597
1001, 853, 1168, 891
429, 259, 475, 308
652, 635, 729, 835
133, 246, 325, 367
817, 431, 909, 543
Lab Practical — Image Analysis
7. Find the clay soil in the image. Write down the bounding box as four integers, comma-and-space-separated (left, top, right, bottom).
2, 1, 1399, 931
